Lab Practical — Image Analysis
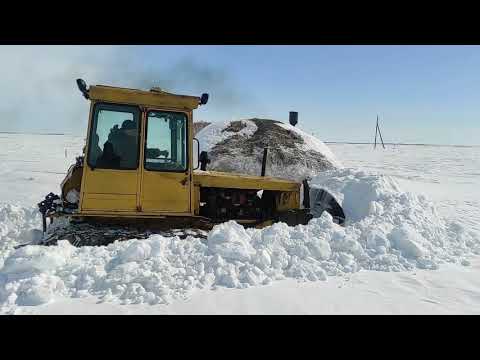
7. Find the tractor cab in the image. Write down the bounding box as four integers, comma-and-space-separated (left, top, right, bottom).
75, 80, 208, 217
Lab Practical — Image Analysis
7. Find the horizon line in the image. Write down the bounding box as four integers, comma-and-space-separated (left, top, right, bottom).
1, 131, 478, 148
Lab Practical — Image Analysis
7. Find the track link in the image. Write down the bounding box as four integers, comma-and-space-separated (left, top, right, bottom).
38, 222, 209, 247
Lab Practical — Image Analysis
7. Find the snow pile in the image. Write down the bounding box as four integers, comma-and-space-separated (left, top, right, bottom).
277, 122, 339, 165
197, 119, 258, 154
311, 169, 480, 271
196, 119, 342, 180
0, 204, 42, 267
1, 169, 479, 311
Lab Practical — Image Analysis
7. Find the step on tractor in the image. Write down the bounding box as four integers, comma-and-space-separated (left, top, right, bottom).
35, 79, 345, 247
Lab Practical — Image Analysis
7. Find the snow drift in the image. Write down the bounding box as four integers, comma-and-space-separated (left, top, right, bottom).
1, 169, 479, 311
196, 119, 342, 180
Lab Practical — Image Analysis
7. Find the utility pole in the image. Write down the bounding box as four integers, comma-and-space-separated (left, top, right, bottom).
374, 115, 385, 149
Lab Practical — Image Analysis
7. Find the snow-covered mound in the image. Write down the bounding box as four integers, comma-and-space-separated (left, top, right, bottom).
1, 169, 479, 311
196, 119, 342, 180
0, 204, 42, 267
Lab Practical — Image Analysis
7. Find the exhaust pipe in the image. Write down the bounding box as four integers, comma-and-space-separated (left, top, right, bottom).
261, 147, 268, 176
289, 111, 298, 127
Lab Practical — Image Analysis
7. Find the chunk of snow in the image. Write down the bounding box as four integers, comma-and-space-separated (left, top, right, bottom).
389, 225, 426, 259
65, 189, 80, 204
207, 221, 256, 262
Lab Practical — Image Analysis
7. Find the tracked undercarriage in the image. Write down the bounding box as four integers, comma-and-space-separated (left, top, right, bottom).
40, 221, 210, 247
34, 183, 344, 248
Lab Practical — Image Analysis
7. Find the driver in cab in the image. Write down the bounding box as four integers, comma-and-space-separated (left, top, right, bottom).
107, 120, 138, 168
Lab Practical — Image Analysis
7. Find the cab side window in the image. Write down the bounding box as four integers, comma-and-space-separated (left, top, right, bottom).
88, 103, 141, 170
145, 111, 187, 172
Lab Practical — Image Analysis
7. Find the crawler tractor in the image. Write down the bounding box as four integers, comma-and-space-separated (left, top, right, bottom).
36, 79, 344, 246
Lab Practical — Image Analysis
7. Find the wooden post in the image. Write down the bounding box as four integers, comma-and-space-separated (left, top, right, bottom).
377, 120, 386, 149
374, 115, 386, 149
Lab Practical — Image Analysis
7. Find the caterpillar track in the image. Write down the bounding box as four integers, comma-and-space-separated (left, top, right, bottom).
28, 186, 345, 249
37, 222, 209, 247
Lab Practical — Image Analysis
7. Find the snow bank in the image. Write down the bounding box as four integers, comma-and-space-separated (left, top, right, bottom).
0, 204, 42, 267
1, 169, 479, 311
311, 169, 480, 270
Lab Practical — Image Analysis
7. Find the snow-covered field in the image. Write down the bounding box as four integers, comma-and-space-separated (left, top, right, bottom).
1, 133, 479, 314
328, 143, 480, 236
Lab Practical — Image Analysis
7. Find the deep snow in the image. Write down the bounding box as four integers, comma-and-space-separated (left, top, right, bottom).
0, 133, 479, 314
16, 257, 480, 315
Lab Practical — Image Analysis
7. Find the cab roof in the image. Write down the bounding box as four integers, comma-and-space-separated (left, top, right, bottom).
88, 85, 202, 111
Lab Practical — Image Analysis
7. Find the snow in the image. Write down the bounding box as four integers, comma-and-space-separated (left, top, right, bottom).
0, 134, 84, 206
328, 143, 480, 235
277, 122, 341, 168
197, 119, 258, 154
0, 134, 479, 314
14, 257, 480, 315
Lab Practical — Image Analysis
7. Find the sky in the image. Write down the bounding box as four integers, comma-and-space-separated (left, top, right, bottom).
0, 45, 479, 145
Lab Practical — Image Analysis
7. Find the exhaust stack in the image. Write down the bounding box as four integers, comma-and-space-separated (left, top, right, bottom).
261, 147, 268, 176
289, 111, 298, 127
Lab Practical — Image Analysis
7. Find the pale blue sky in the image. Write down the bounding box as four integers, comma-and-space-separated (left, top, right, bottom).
1, 45, 479, 145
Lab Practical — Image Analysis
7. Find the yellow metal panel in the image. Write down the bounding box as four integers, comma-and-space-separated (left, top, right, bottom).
89, 86, 201, 111
83, 168, 138, 194
193, 170, 300, 192
82, 193, 137, 211
78, 102, 95, 212
81, 167, 139, 211
139, 109, 193, 214
141, 171, 191, 213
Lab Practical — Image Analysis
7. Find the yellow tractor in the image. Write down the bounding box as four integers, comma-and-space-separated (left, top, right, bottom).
36, 79, 344, 246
